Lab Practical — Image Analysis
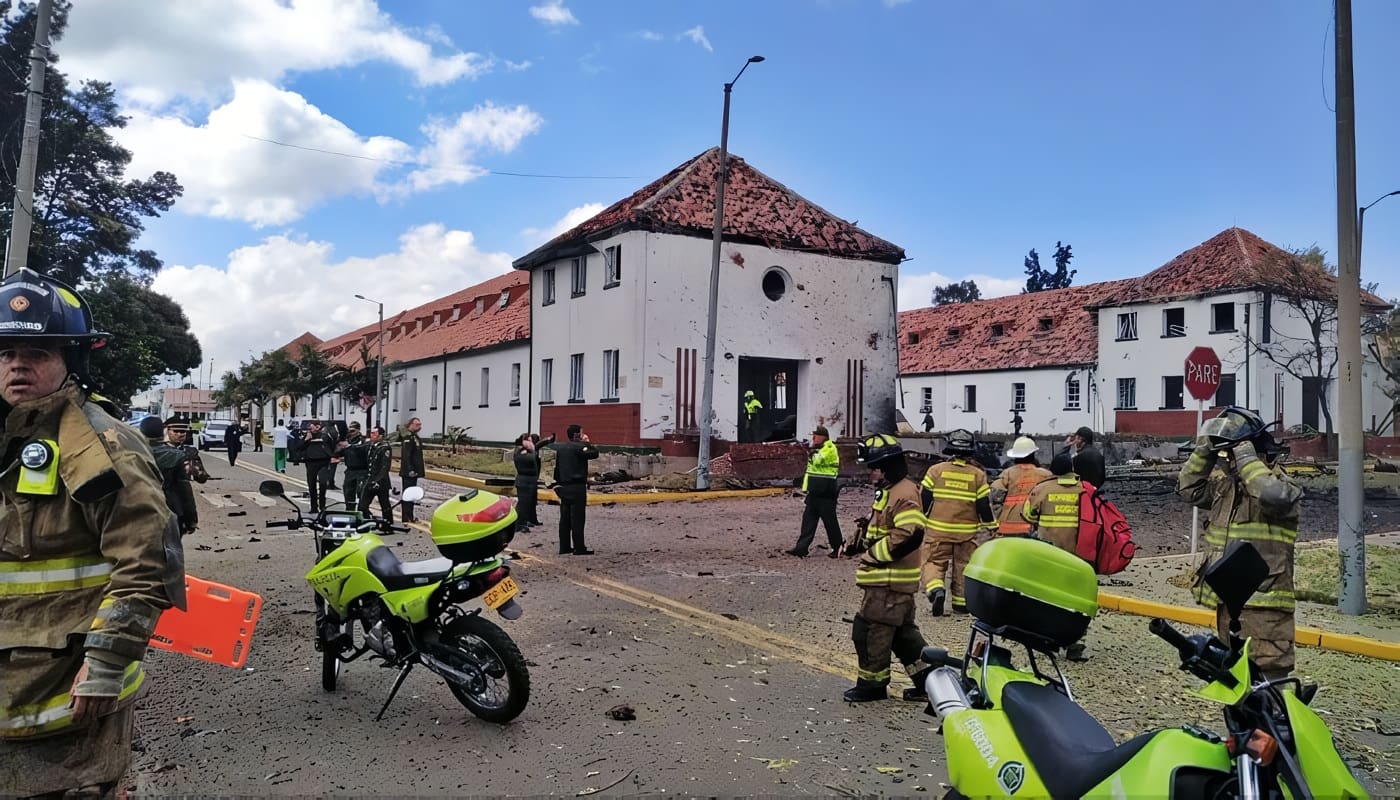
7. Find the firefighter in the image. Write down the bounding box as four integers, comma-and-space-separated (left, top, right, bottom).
0, 269, 186, 797
787, 425, 842, 557
1021, 451, 1083, 555
1177, 406, 1301, 680
989, 436, 1051, 536
844, 434, 930, 702
742, 389, 763, 442
920, 429, 997, 615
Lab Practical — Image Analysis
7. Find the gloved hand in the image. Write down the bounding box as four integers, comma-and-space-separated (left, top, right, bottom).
859, 558, 882, 569
853, 518, 870, 533
1230, 440, 1258, 462
70, 655, 127, 724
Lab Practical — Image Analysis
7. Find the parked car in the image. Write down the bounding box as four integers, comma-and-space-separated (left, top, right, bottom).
196, 419, 239, 451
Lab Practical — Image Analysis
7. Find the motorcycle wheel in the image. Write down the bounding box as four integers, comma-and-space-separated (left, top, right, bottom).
315, 595, 341, 692
435, 615, 530, 724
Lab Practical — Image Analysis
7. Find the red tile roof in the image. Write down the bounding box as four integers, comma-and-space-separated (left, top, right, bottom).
513, 148, 905, 269
280, 331, 322, 358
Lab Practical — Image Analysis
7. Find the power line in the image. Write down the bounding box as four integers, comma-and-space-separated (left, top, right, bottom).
239, 134, 641, 180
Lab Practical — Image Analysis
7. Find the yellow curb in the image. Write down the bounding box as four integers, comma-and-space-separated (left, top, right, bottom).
1097, 591, 1400, 662
423, 468, 787, 505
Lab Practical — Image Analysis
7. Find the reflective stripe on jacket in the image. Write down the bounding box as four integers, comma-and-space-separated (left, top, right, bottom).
920, 458, 996, 540
856, 479, 925, 593
0, 661, 144, 739
990, 463, 1051, 534
802, 440, 840, 498
1022, 474, 1083, 554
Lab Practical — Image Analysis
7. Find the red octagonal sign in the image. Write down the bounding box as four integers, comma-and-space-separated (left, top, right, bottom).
1184, 346, 1222, 401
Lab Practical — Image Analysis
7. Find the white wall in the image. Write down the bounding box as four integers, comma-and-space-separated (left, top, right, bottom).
384, 343, 530, 439
898, 367, 1096, 437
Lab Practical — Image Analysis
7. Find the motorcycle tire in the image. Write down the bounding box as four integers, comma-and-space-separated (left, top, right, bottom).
314, 595, 341, 692
436, 615, 530, 724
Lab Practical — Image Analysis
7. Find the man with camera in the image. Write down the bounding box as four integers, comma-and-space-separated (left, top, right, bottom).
552, 424, 599, 555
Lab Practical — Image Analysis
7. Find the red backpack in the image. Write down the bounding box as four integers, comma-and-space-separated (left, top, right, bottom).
1076, 481, 1136, 574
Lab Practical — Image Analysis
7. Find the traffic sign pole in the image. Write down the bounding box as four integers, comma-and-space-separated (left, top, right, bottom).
1183, 346, 1221, 556
1191, 397, 1204, 554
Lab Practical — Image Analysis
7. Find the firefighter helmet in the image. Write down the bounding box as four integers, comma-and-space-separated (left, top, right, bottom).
0, 269, 108, 384
1199, 405, 1287, 459
856, 433, 903, 467
942, 428, 976, 456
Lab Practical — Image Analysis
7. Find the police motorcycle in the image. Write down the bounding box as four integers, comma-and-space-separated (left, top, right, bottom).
917, 536, 1367, 798
260, 480, 530, 724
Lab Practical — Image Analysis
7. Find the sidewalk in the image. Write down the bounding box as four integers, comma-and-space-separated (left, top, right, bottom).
1099, 531, 1400, 660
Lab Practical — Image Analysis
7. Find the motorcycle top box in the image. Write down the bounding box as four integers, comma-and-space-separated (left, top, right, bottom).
963, 536, 1098, 648
431, 488, 517, 562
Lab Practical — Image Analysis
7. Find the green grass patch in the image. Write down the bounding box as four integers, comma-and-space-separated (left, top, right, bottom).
1295, 543, 1400, 611
424, 448, 555, 477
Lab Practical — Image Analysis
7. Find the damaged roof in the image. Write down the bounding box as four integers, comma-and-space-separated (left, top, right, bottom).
513, 148, 906, 270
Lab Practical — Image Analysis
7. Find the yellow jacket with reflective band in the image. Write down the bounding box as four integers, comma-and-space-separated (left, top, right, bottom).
1177, 442, 1301, 612
744, 398, 762, 419
1, 385, 185, 740
801, 439, 840, 498
1022, 474, 1084, 554
920, 458, 996, 541
991, 463, 1051, 535
856, 478, 924, 593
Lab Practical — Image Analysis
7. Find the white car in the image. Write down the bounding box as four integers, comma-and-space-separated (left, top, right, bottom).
196, 419, 238, 450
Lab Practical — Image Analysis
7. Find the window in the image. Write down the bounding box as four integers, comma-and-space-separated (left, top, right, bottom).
948, 328, 962, 341
1065, 376, 1081, 410
569, 353, 584, 401
452, 371, 462, 408
1214, 373, 1237, 407
602, 349, 620, 400
409, 378, 418, 411
907, 332, 920, 345
1037, 317, 1053, 332
498, 290, 509, 309
1116, 312, 1138, 341
920, 387, 933, 413
540, 358, 554, 403
1261, 293, 1272, 344
604, 245, 621, 288
479, 367, 490, 407
1163, 308, 1186, 337
392, 380, 399, 412
510, 363, 521, 405
571, 256, 586, 297
762, 268, 789, 301
1012, 382, 1026, 412
963, 385, 977, 412
542, 268, 556, 305
1211, 302, 1236, 333
1163, 375, 1185, 409
430, 375, 439, 410
1116, 377, 1137, 409
990, 323, 1005, 338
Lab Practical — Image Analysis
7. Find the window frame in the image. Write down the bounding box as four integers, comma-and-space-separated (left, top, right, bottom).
539, 358, 554, 404
1012, 382, 1026, 412
452, 371, 462, 409
1116, 311, 1138, 341
409, 378, 418, 412
1213, 373, 1238, 408
542, 267, 556, 306
602, 349, 620, 401
1064, 376, 1081, 410
1115, 377, 1137, 410
920, 386, 933, 413
1210, 302, 1236, 333
570, 256, 587, 298
430, 374, 439, 410
1162, 375, 1185, 410
510, 363, 521, 406
568, 353, 584, 402
1162, 307, 1186, 338
603, 244, 621, 289
479, 367, 490, 408
963, 384, 977, 412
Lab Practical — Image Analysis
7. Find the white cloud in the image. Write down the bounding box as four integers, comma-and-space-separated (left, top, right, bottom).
63, 0, 491, 107
637, 30, 665, 42
504, 59, 534, 72
152, 224, 516, 379
521, 203, 607, 245
530, 0, 579, 27
680, 26, 714, 53
408, 103, 545, 192
897, 270, 1022, 311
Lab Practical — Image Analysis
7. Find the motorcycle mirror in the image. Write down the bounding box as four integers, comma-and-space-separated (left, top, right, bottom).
258, 480, 285, 498
1204, 540, 1270, 623
400, 486, 425, 503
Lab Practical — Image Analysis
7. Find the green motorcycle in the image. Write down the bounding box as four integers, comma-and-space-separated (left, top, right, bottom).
260, 481, 530, 724
918, 536, 1368, 798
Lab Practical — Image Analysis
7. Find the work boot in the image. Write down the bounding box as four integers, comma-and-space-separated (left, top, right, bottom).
1066, 642, 1090, 662
902, 667, 933, 701
951, 603, 968, 615
842, 684, 888, 702
928, 588, 946, 616
784, 548, 808, 558
827, 548, 840, 559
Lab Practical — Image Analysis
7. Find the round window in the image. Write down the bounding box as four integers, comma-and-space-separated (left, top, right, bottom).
762, 268, 788, 301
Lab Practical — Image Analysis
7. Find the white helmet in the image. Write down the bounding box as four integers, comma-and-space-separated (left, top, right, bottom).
1005, 436, 1038, 459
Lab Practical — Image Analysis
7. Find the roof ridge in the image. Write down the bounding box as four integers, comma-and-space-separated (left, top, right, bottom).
1232, 227, 1256, 267
634, 148, 714, 215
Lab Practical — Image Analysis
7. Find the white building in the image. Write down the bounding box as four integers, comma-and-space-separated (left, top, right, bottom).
898, 228, 1394, 439
511, 148, 905, 452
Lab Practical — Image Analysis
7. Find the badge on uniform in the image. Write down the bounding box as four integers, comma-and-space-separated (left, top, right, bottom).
17, 439, 59, 495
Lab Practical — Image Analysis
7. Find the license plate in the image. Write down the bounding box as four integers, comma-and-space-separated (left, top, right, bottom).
482, 576, 519, 609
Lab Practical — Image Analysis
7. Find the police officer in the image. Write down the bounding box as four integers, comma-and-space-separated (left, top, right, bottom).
920, 429, 997, 615
787, 425, 842, 557
299, 419, 337, 513
360, 425, 394, 521
1178, 406, 1301, 680
340, 421, 370, 511
513, 432, 554, 531
143, 416, 207, 536
742, 389, 763, 442
553, 424, 599, 554
399, 417, 425, 522
0, 269, 186, 797
843, 434, 929, 702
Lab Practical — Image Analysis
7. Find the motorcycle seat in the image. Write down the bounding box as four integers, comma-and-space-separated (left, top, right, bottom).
366, 546, 455, 591
1001, 681, 1155, 798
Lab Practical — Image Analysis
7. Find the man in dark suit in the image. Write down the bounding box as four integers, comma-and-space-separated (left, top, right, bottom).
399, 417, 425, 522
1065, 426, 1106, 489
552, 424, 599, 555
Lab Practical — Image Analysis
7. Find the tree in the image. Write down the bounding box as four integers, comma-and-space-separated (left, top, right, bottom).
328, 344, 384, 428
85, 274, 202, 403
1022, 241, 1076, 293
293, 345, 344, 419
932, 279, 982, 305
1364, 300, 1400, 435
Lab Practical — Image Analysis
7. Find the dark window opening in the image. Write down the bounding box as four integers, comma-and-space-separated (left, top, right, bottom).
1214, 373, 1237, 408
948, 328, 962, 340
1211, 302, 1236, 333
990, 323, 1005, 338
1164, 308, 1186, 337
1163, 375, 1185, 409
907, 332, 920, 345
1261, 293, 1272, 343
963, 385, 977, 412
762, 269, 787, 301
1037, 317, 1053, 332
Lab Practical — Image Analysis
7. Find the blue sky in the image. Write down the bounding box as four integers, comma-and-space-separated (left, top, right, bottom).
58, 0, 1400, 383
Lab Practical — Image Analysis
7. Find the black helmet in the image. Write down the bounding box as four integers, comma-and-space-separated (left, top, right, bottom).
942, 428, 976, 456
856, 433, 903, 467
1198, 406, 1267, 448
0, 269, 108, 384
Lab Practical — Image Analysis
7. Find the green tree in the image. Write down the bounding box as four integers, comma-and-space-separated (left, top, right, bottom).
293, 344, 344, 418
932, 279, 982, 305
1022, 241, 1075, 293
85, 274, 201, 403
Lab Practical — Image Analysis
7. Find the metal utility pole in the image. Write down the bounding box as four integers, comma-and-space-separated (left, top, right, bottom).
1334, 0, 1366, 615
355, 294, 385, 428
697, 55, 764, 491
4, 0, 54, 278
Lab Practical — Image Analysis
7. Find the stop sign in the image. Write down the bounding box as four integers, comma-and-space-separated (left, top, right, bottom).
1184, 346, 1222, 401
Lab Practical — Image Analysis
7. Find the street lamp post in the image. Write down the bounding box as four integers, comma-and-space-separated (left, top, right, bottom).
354, 294, 385, 429
1358, 189, 1400, 262
696, 55, 764, 491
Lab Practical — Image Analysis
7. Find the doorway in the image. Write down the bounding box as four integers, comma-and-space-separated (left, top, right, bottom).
1301, 377, 1329, 431
737, 358, 800, 442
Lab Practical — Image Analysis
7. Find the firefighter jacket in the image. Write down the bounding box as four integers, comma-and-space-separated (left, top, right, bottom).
1177, 442, 1301, 612
366, 441, 393, 486
801, 439, 840, 499
1, 385, 185, 740
855, 478, 925, 593
1022, 473, 1084, 554
990, 463, 1051, 535
920, 458, 996, 542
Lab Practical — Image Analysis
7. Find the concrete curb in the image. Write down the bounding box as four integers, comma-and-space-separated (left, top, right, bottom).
1097, 591, 1400, 662
423, 468, 788, 505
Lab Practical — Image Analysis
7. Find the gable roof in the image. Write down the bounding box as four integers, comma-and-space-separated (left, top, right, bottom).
279, 331, 322, 358
513, 148, 905, 269
899, 280, 1133, 375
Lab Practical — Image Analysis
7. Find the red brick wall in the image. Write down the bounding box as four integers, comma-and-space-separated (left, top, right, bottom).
540, 403, 642, 446
1287, 434, 1400, 460
1114, 410, 1202, 437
